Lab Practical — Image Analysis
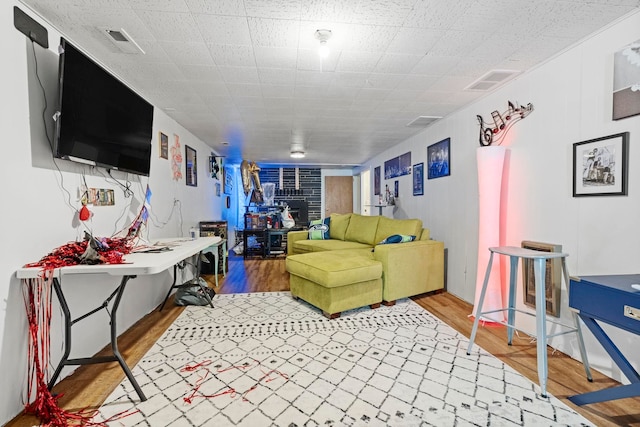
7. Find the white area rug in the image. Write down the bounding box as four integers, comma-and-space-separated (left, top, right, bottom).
95, 292, 592, 426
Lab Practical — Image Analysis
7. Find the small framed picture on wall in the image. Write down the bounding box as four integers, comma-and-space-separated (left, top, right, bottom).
413, 163, 424, 196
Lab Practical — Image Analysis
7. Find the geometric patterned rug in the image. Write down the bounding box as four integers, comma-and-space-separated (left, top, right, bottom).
94, 292, 592, 426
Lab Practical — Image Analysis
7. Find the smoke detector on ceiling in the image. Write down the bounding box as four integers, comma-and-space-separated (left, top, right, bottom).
100, 27, 145, 54
465, 69, 521, 91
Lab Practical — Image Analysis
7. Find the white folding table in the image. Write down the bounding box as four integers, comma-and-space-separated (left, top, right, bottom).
16, 236, 222, 401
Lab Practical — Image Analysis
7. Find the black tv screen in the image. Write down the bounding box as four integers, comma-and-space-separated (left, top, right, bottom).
53, 38, 153, 176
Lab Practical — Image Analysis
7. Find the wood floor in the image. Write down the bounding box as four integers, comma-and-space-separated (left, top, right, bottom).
7, 253, 640, 426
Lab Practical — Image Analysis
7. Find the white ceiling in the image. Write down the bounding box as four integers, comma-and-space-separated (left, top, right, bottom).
19, 0, 640, 166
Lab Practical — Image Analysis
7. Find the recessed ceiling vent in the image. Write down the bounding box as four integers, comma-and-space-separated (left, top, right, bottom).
465, 69, 520, 91
406, 115, 442, 127
101, 27, 145, 54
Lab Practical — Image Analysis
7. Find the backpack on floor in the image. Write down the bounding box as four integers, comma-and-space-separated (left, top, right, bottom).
174, 278, 216, 306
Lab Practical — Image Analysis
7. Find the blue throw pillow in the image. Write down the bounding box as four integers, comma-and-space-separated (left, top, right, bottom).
378, 234, 416, 244
308, 218, 330, 240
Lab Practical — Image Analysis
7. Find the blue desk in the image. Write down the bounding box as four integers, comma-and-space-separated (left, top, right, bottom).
569, 274, 640, 405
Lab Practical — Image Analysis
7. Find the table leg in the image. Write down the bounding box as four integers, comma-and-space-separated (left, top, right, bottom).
48, 278, 71, 389
506, 255, 518, 345
561, 258, 592, 382
569, 315, 640, 405
222, 240, 227, 277
49, 276, 147, 401
158, 264, 179, 312
534, 257, 549, 397
109, 276, 147, 401
467, 252, 495, 355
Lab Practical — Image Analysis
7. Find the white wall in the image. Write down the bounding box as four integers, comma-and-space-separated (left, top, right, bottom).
361, 10, 640, 384
1, 2, 223, 423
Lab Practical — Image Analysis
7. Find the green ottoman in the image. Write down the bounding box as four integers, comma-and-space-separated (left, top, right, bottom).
285, 251, 383, 319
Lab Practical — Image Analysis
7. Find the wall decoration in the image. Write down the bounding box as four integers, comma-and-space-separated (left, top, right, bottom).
413, 163, 424, 196
215, 182, 221, 196
170, 134, 183, 181
384, 152, 411, 179
374, 166, 381, 195
476, 101, 534, 146
159, 132, 168, 159
185, 145, 197, 187
209, 155, 221, 179
224, 167, 233, 194
613, 38, 640, 120
394, 180, 399, 198
572, 132, 628, 197
521, 241, 563, 317
427, 138, 451, 179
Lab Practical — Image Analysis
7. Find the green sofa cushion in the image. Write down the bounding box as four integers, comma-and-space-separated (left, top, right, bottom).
374, 216, 423, 244
286, 252, 382, 288
329, 213, 352, 240
344, 214, 380, 245
293, 239, 372, 253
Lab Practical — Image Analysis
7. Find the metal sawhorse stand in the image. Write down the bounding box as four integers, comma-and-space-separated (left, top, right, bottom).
467, 246, 592, 397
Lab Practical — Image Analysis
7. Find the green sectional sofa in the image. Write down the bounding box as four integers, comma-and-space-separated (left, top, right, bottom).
286, 213, 445, 317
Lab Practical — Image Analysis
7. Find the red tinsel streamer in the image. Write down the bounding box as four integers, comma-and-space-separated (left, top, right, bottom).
23, 236, 134, 270
180, 359, 289, 404
21, 235, 140, 425
22, 273, 141, 426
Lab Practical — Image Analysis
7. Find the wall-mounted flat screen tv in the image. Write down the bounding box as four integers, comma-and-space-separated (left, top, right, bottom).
53, 38, 154, 176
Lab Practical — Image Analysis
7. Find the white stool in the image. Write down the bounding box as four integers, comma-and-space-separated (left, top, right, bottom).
467, 246, 592, 397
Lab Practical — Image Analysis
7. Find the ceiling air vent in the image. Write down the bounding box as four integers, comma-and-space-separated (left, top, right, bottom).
465, 69, 520, 91
406, 116, 442, 127
101, 27, 145, 54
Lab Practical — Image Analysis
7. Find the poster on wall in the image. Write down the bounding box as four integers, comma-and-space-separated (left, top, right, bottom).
613, 38, 640, 120
159, 132, 168, 159
384, 152, 411, 179
427, 138, 450, 180
572, 132, 628, 196
374, 166, 380, 195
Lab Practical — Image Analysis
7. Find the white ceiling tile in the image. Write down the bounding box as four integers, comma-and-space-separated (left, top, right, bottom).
160, 42, 214, 65
429, 30, 492, 57
332, 72, 369, 88
341, 25, 398, 52
261, 85, 296, 98
190, 81, 231, 97
300, 0, 359, 22
364, 73, 404, 90
374, 53, 424, 74
177, 65, 224, 82
410, 54, 459, 76
295, 70, 335, 86
404, 0, 475, 29
208, 44, 256, 67
335, 51, 382, 73
134, 10, 202, 42
123, 61, 185, 81
195, 15, 251, 45
259, 68, 297, 84
244, 0, 302, 19
128, 0, 189, 13
248, 18, 300, 48
386, 28, 441, 55
296, 49, 339, 72
352, 0, 416, 26
185, 0, 245, 15
254, 47, 298, 69
395, 74, 439, 91
218, 66, 261, 84
356, 88, 392, 101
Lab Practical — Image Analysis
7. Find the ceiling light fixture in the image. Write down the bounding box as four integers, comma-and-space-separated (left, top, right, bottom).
315, 29, 332, 59
290, 150, 306, 159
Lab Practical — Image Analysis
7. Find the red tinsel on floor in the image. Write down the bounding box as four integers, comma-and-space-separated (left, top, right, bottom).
21, 235, 139, 425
